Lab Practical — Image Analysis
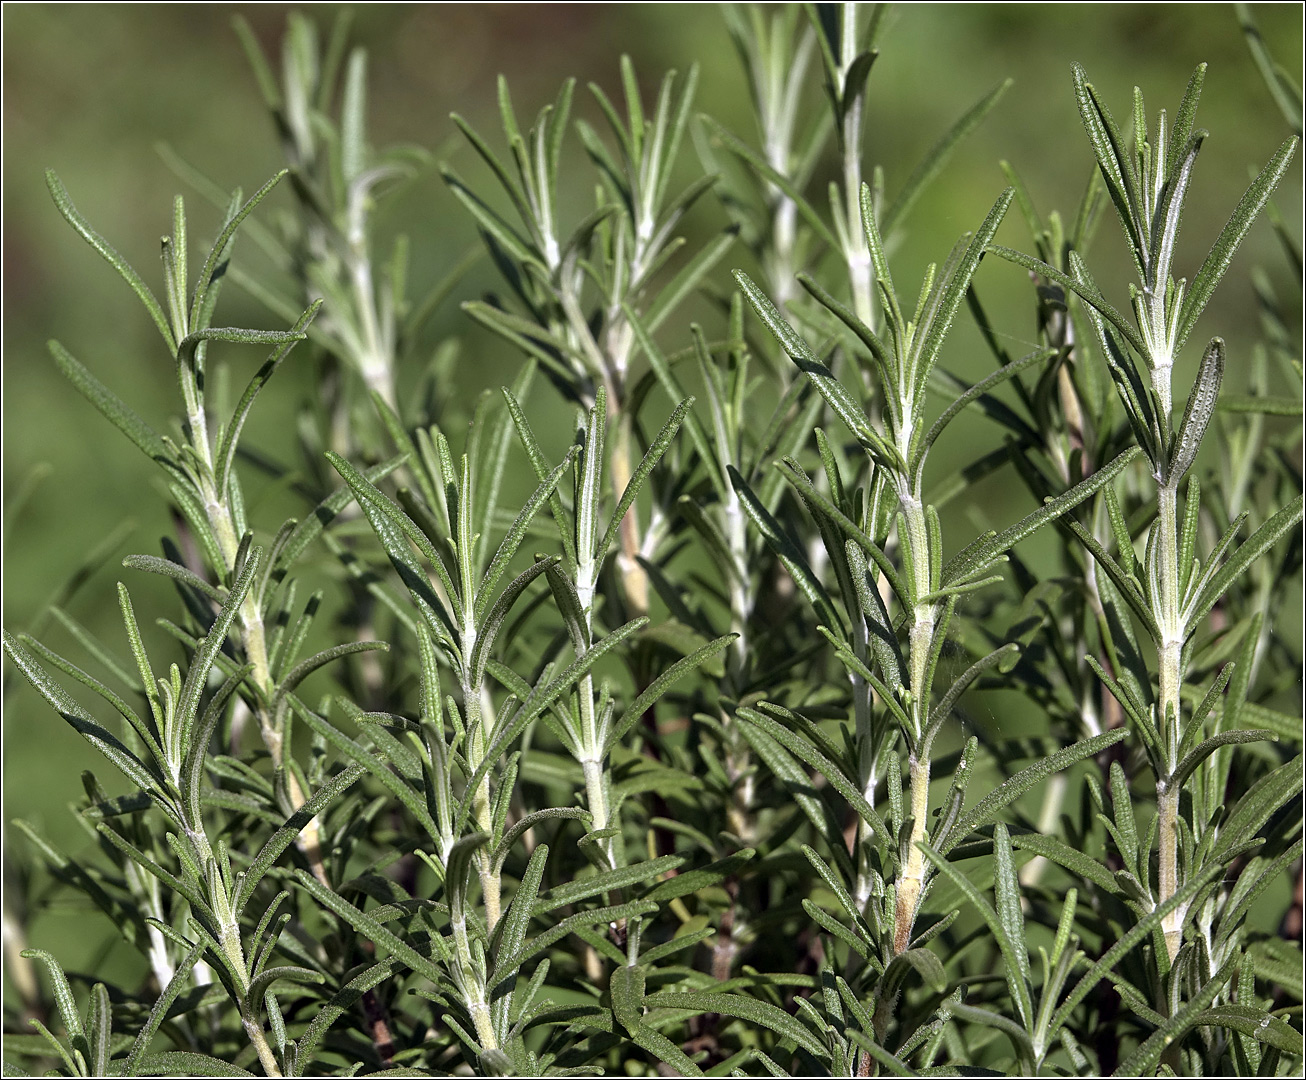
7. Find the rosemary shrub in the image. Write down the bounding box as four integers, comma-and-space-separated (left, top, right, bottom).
4, 6, 1302, 1077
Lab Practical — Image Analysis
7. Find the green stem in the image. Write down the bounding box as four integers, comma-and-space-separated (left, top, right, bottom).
889, 479, 937, 952
608, 393, 648, 618
348, 244, 396, 410
241, 1006, 283, 1077
451, 912, 498, 1052
838, 3, 874, 330
722, 488, 757, 844
1154, 481, 1185, 962
463, 677, 502, 931
893, 752, 932, 955
1157, 781, 1182, 962
468, 994, 498, 1053
188, 396, 327, 879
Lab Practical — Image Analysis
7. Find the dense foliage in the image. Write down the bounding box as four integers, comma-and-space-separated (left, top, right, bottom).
4, 6, 1302, 1076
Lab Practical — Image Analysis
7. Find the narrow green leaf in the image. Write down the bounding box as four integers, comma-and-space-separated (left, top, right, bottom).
471, 558, 558, 690
1171, 729, 1278, 789
500, 898, 659, 976
796, 269, 895, 385
738, 707, 893, 849
1212, 757, 1304, 864
182, 662, 252, 826
734, 271, 887, 459
492, 808, 589, 873
923, 644, 1019, 750
738, 723, 849, 866
294, 869, 446, 985
15, 633, 162, 760
882, 79, 1012, 237
598, 393, 692, 565
777, 459, 907, 608
939, 729, 1126, 855
274, 640, 388, 710
700, 116, 839, 251
126, 939, 206, 1073
922, 829, 1033, 1029
1046, 860, 1225, 1039
912, 189, 1015, 413
943, 447, 1142, 588
1072, 65, 1146, 273
3, 631, 161, 796
174, 549, 259, 761
1166, 338, 1223, 485
1064, 518, 1160, 639
1112, 954, 1240, 1076
495, 843, 550, 988
215, 301, 321, 500
990, 245, 1148, 358
883, 947, 948, 995
729, 466, 841, 632
21, 950, 84, 1049
231, 15, 281, 110
534, 856, 682, 916
272, 455, 405, 579
1218, 839, 1306, 950
847, 540, 906, 703
189, 171, 290, 332
340, 49, 367, 188
1189, 1006, 1304, 1056
246, 965, 325, 1015
643, 229, 736, 334
643, 990, 825, 1058
129, 1051, 256, 1078
326, 450, 460, 646
48, 342, 175, 469
918, 346, 1053, 468
1177, 136, 1298, 353
642, 849, 755, 904
1188, 495, 1303, 629
46, 170, 176, 351
626, 309, 727, 498
475, 452, 574, 623
627, 1020, 705, 1077
1217, 394, 1303, 416
458, 618, 649, 833
609, 634, 735, 747
295, 957, 405, 1065
289, 695, 436, 837
122, 554, 224, 603
611, 963, 647, 1036
1009, 833, 1120, 893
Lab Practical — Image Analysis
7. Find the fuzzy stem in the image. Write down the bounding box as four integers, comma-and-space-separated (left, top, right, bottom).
893, 753, 932, 955
723, 487, 757, 842
241, 1007, 283, 1077
462, 679, 502, 931
607, 393, 648, 617
1154, 481, 1185, 961
838, 4, 874, 330
583, 757, 611, 838
1157, 781, 1182, 962
189, 398, 328, 884
890, 476, 937, 953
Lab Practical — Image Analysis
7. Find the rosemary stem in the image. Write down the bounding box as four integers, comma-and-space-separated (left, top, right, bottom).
1155, 481, 1185, 961
894, 752, 932, 955
241, 1007, 283, 1078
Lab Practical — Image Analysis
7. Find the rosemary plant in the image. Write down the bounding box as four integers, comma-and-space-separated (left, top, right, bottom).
5, 6, 1301, 1078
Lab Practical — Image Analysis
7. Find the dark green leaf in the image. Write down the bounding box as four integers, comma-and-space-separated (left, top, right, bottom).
943, 447, 1142, 588
1177, 136, 1298, 352
939, 729, 1126, 854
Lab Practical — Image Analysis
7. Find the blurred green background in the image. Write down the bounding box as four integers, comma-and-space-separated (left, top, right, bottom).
4, 4, 1301, 987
